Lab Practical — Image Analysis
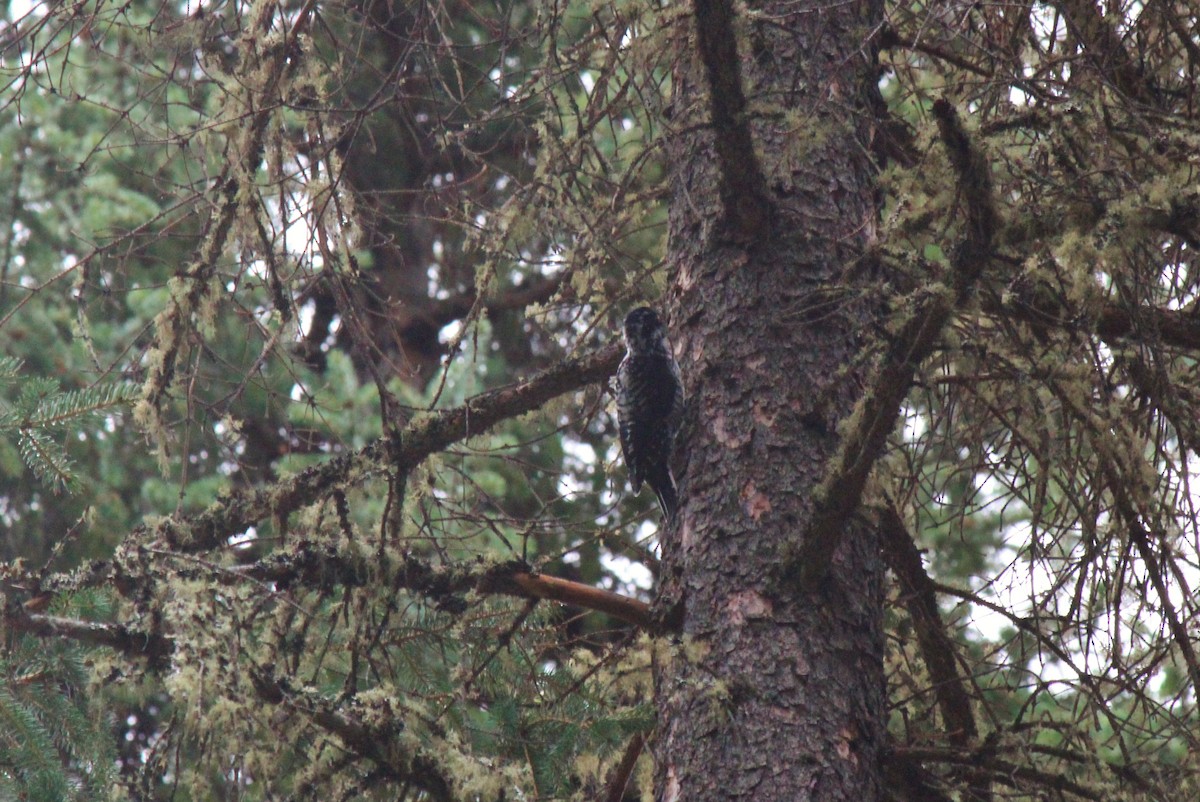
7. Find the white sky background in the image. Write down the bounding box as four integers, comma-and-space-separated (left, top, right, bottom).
7, 0, 36, 23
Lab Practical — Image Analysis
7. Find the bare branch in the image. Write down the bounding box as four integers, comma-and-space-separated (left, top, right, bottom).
479, 565, 654, 630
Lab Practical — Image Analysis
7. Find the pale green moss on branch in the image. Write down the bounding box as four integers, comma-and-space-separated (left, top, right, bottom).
785, 99, 998, 589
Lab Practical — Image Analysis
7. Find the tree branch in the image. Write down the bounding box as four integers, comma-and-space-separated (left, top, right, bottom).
424, 273, 566, 330
1038, 377, 1200, 695
4, 608, 173, 670
982, 288, 1200, 352
136, 342, 621, 554
692, 0, 772, 239
479, 565, 654, 630
879, 503, 977, 741
878, 26, 1046, 103
1094, 461, 1200, 695
242, 546, 654, 629
1052, 0, 1159, 107
250, 671, 456, 801
20, 546, 652, 665
1122, 517, 1200, 693
142, 0, 318, 414
997, 184, 1200, 252
882, 747, 956, 802
602, 732, 646, 802
929, 577, 1200, 754
789, 99, 995, 587
893, 746, 1103, 800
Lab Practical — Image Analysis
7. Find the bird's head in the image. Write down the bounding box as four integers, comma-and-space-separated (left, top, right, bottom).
623, 306, 667, 353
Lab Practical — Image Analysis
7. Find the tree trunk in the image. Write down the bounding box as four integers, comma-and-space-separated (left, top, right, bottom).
657, 1, 886, 799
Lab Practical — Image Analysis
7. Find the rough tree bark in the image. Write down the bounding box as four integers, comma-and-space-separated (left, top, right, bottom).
656, 0, 886, 799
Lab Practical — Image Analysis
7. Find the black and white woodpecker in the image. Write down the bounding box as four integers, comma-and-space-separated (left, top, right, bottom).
616, 306, 684, 522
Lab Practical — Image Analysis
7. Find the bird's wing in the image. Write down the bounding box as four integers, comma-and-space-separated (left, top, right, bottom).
616, 357, 643, 492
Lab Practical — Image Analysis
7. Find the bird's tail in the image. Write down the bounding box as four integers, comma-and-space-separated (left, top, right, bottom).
652, 472, 679, 524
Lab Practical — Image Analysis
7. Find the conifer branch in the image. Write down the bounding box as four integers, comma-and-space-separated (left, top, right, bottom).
789, 99, 995, 588
0, 370, 138, 491
479, 564, 653, 630
603, 732, 647, 802
879, 503, 978, 742
250, 672, 456, 801
146, 342, 622, 553
16, 429, 74, 491
692, 0, 772, 239
5, 609, 173, 670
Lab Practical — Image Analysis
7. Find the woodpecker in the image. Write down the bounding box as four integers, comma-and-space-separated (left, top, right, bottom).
617, 306, 684, 522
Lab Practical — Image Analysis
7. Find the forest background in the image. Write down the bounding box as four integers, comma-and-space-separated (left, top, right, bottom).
2, 0, 1200, 799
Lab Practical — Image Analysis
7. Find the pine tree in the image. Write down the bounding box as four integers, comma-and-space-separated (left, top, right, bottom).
2, 0, 1199, 799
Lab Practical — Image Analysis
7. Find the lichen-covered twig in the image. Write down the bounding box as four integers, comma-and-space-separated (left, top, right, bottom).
143, 342, 622, 554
